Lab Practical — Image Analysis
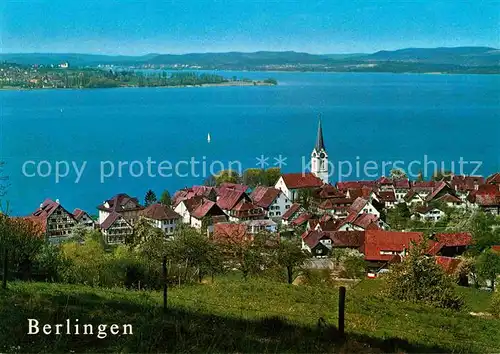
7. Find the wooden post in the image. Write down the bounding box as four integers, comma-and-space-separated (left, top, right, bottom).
338, 286, 346, 336
2, 248, 7, 290
162, 256, 167, 312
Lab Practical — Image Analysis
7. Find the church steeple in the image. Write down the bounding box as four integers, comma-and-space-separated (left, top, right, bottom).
311, 115, 329, 184
315, 118, 325, 152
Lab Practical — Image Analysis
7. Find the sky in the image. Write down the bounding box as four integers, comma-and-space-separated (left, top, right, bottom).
1, 0, 499, 55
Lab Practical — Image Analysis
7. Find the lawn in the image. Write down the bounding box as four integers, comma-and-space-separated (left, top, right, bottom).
0, 277, 498, 353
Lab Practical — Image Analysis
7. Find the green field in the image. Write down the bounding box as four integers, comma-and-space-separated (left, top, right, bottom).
0, 277, 498, 353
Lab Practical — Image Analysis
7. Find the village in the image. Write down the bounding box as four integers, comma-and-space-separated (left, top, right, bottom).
22, 120, 500, 281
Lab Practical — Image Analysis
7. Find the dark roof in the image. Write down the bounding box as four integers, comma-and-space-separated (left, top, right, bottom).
330, 231, 365, 248
486, 173, 500, 185
336, 181, 376, 191
217, 183, 249, 194
32, 199, 75, 222
192, 200, 225, 219
435, 256, 462, 274
100, 212, 131, 230
281, 173, 324, 189
217, 189, 246, 210
140, 203, 181, 220
315, 118, 325, 151
97, 193, 144, 212
291, 212, 312, 226
378, 191, 396, 202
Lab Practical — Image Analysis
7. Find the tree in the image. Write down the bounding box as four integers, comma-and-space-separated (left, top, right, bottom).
276, 239, 309, 284
389, 168, 407, 180
468, 211, 500, 253
296, 189, 313, 210
432, 169, 453, 182
386, 203, 411, 230
330, 248, 366, 279
265, 167, 281, 186
144, 189, 157, 207
159, 189, 172, 206
215, 170, 240, 186
384, 242, 464, 310
476, 249, 500, 291
242, 168, 265, 188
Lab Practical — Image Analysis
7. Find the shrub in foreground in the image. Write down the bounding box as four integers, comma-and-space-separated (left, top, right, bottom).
384, 242, 464, 310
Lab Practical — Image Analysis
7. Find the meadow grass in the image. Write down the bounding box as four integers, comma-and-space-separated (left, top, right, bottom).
0, 276, 498, 353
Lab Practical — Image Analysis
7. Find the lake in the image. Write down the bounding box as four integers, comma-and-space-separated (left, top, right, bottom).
1, 71, 499, 216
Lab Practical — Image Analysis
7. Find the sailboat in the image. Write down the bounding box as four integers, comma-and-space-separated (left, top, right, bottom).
207, 133, 211, 143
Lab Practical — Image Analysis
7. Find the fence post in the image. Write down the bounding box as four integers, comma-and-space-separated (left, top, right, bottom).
2, 248, 7, 290
338, 286, 346, 336
163, 255, 167, 313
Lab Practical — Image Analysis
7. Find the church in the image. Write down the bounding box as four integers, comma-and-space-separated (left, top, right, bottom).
274, 119, 329, 201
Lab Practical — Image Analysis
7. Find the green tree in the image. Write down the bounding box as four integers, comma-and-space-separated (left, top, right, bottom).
384, 242, 464, 310
432, 169, 453, 182
476, 249, 500, 291
265, 167, 281, 186
386, 203, 411, 230
296, 189, 313, 210
159, 189, 172, 206
144, 189, 157, 207
242, 168, 265, 188
389, 168, 407, 180
215, 170, 241, 186
275, 239, 309, 284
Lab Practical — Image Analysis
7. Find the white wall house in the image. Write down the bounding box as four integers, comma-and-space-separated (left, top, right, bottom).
140, 203, 181, 238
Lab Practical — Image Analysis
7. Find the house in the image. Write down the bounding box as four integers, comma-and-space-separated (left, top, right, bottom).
172, 186, 217, 206
338, 213, 386, 231
100, 212, 133, 245
425, 181, 462, 207
435, 256, 464, 278
346, 197, 381, 219
290, 212, 313, 227
174, 196, 204, 224
140, 203, 181, 238
427, 232, 473, 257
434, 193, 463, 208
377, 190, 397, 209
451, 175, 484, 199
217, 182, 249, 194
227, 199, 265, 222
467, 184, 500, 215
336, 181, 377, 192
250, 186, 292, 219
363, 230, 423, 268
72, 208, 95, 230
486, 173, 500, 185
393, 179, 411, 203
281, 203, 306, 226
244, 219, 278, 234
31, 199, 77, 244
301, 230, 364, 257
97, 193, 144, 226
213, 222, 252, 245
411, 181, 435, 199
412, 206, 445, 222
189, 199, 227, 231
376, 176, 394, 191
317, 198, 352, 217
275, 173, 324, 202
404, 189, 425, 206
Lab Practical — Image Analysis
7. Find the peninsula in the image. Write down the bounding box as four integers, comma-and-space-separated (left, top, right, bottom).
0, 63, 277, 90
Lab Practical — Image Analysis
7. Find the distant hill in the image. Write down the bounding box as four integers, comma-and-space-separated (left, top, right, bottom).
1, 47, 499, 73
363, 47, 500, 66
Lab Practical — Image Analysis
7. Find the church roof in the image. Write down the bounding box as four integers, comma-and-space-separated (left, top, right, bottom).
315, 118, 325, 151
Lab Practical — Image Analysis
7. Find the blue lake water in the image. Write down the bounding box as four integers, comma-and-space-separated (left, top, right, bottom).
1, 71, 499, 216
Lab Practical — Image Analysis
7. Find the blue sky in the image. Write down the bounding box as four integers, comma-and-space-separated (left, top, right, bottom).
1, 0, 498, 55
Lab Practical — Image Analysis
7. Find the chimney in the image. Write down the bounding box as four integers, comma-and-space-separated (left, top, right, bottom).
56, 199, 60, 204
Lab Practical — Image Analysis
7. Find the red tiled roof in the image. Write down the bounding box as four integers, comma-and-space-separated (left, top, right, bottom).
191, 200, 225, 219
393, 179, 410, 189
435, 193, 462, 203
313, 184, 344, 199
475, 194, 500, 206
140, 203, 181, 220
282, 203, 302, 220
281, 173, 324, 189
218, 183, 249, 194
330, 231, 365, 248
336, 181, 377, 191
348, 197, 369, 216
435, 256, 462, 274
318, 198, 353, 210
217, 189, 246, 210
486, 173, 500, 185
404, 189, 422, 202
291, 212, 312, 226
415, 205, 442, 214
492, 245, 500, 253
353, 213, 380, 229
32, 199, 75, 223
425, 181, 453, 202
378, 191, 396, 202
301, 230, 328, 249
436, 232, 473, 247
377, 176, 392, 185
250, 186, 281, 209
308, 219, 320, 230
477, 184, 500, 195
364, 230, 423, 261
451, 175, 484, 192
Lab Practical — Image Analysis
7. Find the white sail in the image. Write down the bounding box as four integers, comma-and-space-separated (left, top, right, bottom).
207, 133, 211, 143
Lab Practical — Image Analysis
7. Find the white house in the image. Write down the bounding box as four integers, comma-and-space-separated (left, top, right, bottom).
97, 193, 144, 226
250, 186, 292, 219
275, 173, 324, 202
100, 212, 134, 245
72, 208, 95, 230
412, 206, 445, 222
140, 203, 181, 238
31, 199, 76, 244
244, 219, 278, 234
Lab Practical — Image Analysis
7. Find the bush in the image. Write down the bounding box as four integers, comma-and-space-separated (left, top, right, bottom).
384, 242, 464, 310
490, 291, 500, 318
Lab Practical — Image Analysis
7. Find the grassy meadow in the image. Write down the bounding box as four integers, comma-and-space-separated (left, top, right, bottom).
0, 276, 498, 353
